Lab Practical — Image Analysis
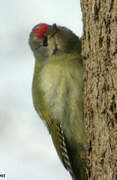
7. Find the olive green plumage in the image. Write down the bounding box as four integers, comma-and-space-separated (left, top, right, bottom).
29, 23, 87, 180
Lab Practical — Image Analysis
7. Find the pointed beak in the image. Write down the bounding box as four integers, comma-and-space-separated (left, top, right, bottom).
48, 23, 58, 38
52, 23, 57, 30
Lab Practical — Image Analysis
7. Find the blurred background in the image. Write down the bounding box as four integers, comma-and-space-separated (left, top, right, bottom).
0, 0, 82, 179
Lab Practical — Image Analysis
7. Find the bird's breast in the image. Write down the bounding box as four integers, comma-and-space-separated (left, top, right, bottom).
32, 57, 84, 141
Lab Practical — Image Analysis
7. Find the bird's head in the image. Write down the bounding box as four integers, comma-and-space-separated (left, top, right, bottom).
29, 23, 81, 61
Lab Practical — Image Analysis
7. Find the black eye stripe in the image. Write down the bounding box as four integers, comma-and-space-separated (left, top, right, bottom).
43, 36, 48, 46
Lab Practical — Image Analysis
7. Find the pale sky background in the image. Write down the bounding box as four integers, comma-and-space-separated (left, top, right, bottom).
0, 0, 82, 179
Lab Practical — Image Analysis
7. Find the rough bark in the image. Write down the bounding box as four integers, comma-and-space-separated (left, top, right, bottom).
81, 0, 117, 180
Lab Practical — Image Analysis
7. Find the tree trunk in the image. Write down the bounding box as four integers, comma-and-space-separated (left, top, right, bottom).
80, 0, 117, 180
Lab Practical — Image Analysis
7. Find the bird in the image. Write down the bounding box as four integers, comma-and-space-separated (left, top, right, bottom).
29, 23, 87, 180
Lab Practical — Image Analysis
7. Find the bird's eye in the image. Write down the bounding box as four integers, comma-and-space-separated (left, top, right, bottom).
43, 36, 48, 46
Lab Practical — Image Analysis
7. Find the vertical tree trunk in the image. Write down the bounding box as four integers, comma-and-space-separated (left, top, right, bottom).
81, 0, 117, 180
